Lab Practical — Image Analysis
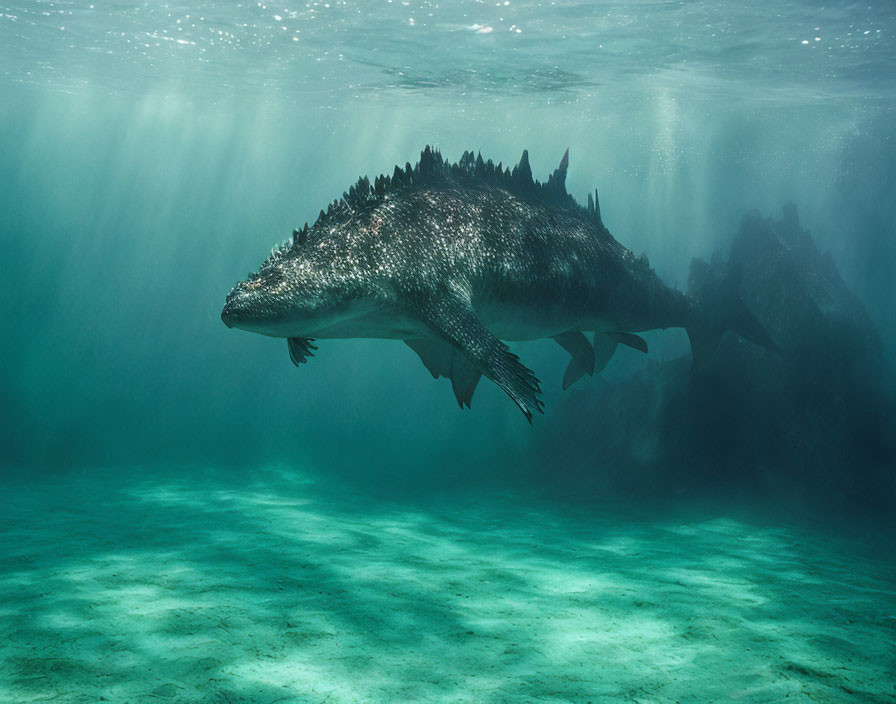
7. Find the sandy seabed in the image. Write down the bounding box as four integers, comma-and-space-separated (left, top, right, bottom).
1, 467, 894, 703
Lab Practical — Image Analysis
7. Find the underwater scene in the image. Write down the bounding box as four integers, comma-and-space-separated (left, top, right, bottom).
1, 1, 895, 702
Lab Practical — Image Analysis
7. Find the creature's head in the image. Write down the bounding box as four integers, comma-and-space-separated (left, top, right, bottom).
221, 231, 370, 338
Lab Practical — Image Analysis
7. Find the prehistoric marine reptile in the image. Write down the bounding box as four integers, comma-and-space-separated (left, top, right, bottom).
222, 146, 773, 421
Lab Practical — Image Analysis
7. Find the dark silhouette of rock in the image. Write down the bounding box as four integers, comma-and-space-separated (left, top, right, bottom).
542, 206, 896, 512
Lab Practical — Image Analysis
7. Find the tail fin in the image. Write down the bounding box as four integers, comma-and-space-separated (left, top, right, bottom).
686, 257, 776, 370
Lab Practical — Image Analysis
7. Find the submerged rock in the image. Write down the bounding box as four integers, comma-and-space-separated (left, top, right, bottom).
543, 205, 896, 510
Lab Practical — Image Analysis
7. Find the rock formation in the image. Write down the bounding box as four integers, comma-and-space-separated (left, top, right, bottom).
543, 205, 896, 511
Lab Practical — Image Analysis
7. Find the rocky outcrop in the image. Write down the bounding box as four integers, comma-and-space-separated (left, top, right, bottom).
542, 206, 896, 510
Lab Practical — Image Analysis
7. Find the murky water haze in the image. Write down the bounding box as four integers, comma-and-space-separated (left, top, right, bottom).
1, 2, 895, 701
2, 73, 893, 475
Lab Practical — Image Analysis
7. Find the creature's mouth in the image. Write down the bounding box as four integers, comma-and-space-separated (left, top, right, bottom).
221, 304, 236, 328
220, 300, 289, 337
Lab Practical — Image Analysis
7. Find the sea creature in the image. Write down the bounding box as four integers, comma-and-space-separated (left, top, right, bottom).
222, 146, 773, 421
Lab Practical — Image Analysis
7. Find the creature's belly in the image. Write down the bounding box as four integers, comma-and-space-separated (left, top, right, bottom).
472, 272, 606, 340
307, 293, 604, 342
307, 309, 429, 340
476, 300, 599, 341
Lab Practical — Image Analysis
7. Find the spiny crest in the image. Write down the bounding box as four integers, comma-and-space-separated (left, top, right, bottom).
308, 145, 605, 231
451, 144, 604, 224
250, 234, 294, 278
636, 251, 652, 273
249, 145, 607, 277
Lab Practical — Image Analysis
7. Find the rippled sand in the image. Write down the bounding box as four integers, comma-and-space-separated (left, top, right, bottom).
1, 468, 893, 703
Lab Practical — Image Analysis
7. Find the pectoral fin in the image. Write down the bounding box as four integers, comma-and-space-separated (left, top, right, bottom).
287, 337, 317, 365
608, 331, 648, 354
413, 293, 543, 422
404, 339, 483, 408
593, 334, 619, 373
449, 356, 482, 409
404, 339, 453, 379
553, 331, 595, 390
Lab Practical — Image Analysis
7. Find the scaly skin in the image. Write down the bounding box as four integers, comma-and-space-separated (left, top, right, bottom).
221, 147, 704, 420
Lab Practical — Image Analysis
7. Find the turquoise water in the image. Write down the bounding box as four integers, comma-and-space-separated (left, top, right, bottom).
2, 468, 894, 702
2, 1, 895, 701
